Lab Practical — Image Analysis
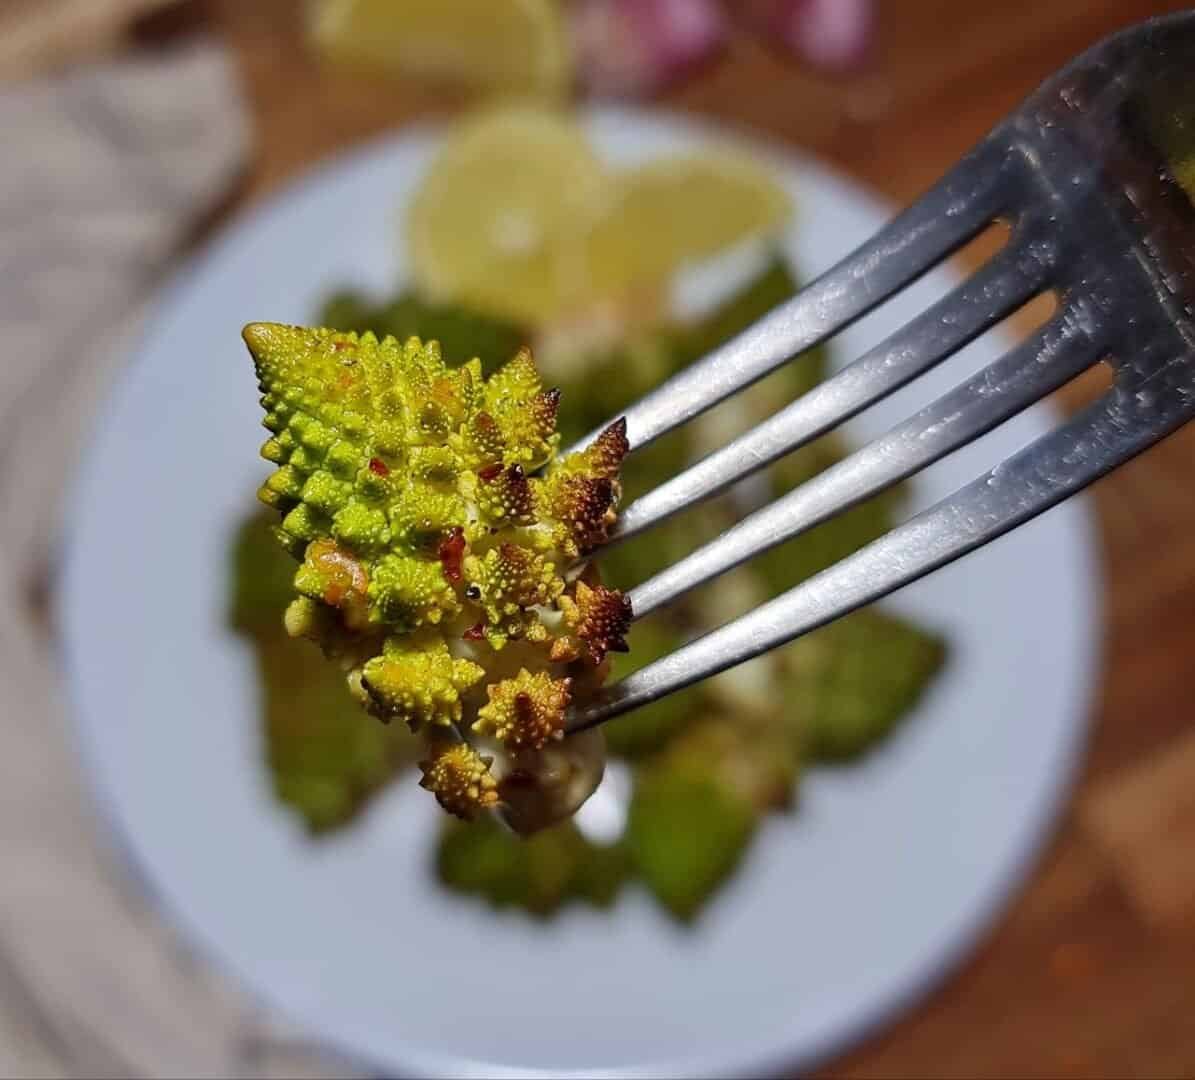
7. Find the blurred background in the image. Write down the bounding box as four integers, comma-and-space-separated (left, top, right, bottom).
2, 0, 1195, 1077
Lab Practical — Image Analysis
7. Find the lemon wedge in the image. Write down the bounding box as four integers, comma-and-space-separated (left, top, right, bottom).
584, 154, 793, 299
407, 105, 612, 324
308, 0, 573, 100
407, 107, 794, 324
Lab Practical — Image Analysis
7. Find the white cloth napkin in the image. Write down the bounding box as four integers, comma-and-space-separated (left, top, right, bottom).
0, 39, 359, 1077
0, 38, 244, 584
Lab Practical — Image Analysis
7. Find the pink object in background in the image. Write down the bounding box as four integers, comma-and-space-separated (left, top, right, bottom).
574, 0, 875, 99
572, 0, 727, 98
746, 0, 875, 72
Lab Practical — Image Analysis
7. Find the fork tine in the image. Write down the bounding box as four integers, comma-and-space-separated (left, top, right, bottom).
627, 307, 1103, 619
568, 363, 1195, 732
562, 140, 1014, 457
611, 234, 1052, 545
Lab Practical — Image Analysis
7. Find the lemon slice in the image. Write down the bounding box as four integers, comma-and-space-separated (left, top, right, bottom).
584, 154, 794, 299
407, 105, 612, 324
406, 109, 793, 326
308, 0, 572, 100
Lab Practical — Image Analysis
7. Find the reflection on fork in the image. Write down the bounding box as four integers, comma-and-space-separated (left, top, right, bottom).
566, 12, 1195, 732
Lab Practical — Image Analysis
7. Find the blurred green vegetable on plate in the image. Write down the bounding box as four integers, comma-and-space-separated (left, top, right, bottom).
228, 252, 945, 919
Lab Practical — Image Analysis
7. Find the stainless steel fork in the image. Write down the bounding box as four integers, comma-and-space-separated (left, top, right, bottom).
565, 12, 1195, 733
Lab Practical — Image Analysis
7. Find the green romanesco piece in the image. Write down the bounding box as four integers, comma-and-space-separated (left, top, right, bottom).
462, 542, 564, 647
242, 322, 631, 819
474, 668, 572, 751
359, 636, 484, 729
625, 764, 756, 923
555, 579, 632, 665
368, 552, 461, 629
467, 462, 537, 529
418, 741, 500, 820
480, 346, 560, 469
782, 608, 947, 761
228, 513, 422, 834
436, 815, 631, 914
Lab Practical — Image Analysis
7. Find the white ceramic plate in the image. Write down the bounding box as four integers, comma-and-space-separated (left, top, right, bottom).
57, 109, 1099, 1078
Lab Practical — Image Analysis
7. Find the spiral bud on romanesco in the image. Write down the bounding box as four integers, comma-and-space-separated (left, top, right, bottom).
418, 742, 500, 819
474, 669, 572, 751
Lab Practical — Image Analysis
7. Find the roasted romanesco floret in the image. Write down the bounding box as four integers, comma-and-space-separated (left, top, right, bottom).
475, 669, 572, 751
242, 323, 631, 829
418, 742, 500, 819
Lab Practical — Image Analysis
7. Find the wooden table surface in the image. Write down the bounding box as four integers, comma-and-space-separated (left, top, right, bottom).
21, 1, 1195, 1076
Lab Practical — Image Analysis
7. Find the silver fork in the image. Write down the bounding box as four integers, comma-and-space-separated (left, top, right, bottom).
565, 12, 1195, 733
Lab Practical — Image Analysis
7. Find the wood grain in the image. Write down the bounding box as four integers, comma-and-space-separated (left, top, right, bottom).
8, 1, 1194, 1075
1083, 728, 1195, 930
